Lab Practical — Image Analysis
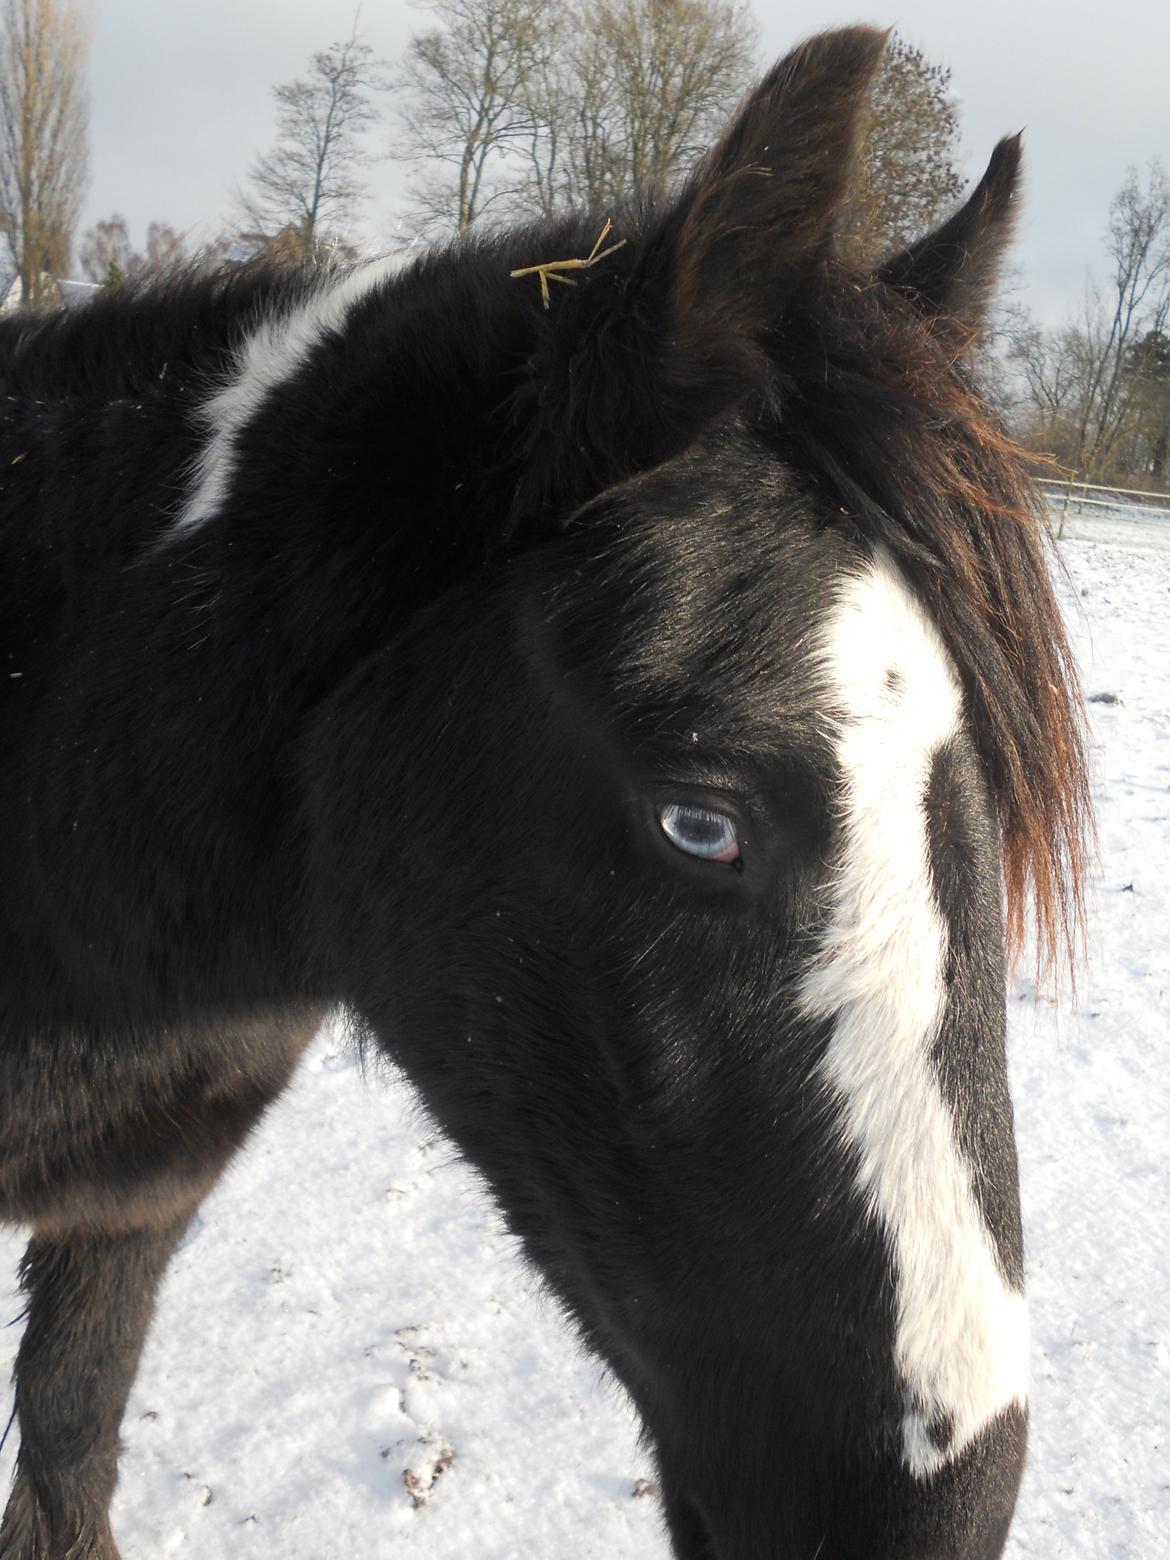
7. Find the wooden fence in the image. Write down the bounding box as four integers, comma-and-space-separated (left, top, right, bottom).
1036, 474, 1170, 537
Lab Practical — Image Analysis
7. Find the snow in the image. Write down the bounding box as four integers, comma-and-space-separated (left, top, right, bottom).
1045, 501, 1170, 555
1008, 533, 1170, 1558
2, 528, 1167, 1557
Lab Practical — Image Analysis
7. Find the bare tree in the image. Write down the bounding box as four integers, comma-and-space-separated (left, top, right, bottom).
79, 213, 186, 284
241, 31, 382, 258
1072, 162, 1170, 472
394, 0, 555, 234
1006, 314, 1089, 424
551, 0, 757, 211
1001, 163, 1170, 485
0, 0, 88, 304
78, 211, 132, 283
141, 220, 185, 274
839, 33, 964, 265
513, 2, 571, 218
394, 0, 755, 234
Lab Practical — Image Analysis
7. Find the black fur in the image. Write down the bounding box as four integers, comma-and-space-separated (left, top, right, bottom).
0, 28, 1075, 1560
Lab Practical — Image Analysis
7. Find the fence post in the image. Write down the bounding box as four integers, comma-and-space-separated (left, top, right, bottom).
1057, 470, 1075, 539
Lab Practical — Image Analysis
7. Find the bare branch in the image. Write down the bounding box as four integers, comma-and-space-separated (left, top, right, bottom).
551, 0, 757, 212
1002, 161, 1170, 486
391, 0, 557, 235
78, 213, 187, 284
392, 0, 757, 236
240, 31, 383, 258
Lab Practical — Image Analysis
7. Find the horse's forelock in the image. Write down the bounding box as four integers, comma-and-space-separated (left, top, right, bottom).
771, 272, 1090, 980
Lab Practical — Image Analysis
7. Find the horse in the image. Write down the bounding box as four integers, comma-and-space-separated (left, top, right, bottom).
0, 26, 1088, 1560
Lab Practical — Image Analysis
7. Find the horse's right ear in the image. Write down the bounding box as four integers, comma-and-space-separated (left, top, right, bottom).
878, 135, 1023, 340
663, 27, 888, 395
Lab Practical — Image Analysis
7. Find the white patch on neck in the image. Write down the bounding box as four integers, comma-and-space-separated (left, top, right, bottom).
800, 547, 1028, 1479
174, 255, 405, 534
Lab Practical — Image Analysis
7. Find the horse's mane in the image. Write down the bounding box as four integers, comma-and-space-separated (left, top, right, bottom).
769, 268, 1090, 977
0, 261, 315, 403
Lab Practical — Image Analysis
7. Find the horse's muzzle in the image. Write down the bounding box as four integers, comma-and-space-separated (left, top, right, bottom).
660, 1407, 1026, 1560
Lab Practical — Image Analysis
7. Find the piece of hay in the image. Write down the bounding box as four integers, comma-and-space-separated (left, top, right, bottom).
510, 218, 627, 308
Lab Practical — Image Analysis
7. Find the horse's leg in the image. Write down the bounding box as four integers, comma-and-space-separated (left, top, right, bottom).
0, 1208, 198, 1560
0, 1010, 320, 1559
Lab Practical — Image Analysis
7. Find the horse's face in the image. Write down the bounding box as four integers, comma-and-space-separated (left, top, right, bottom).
500, 435, 1024, 1558
312, 430, 1026, 1557
305, 28, 1070, 1559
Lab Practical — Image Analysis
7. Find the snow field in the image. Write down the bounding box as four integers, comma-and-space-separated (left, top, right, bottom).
1009, 537, 1169, 1558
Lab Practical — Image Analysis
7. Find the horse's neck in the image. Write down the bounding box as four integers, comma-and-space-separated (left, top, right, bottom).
175, 256, 544, 605
2, 257, 535, 634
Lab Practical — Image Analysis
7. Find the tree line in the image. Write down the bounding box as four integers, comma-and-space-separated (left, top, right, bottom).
1002, 164, 1170, 488
1, 0, 964, 286
2, 0, 1165, 488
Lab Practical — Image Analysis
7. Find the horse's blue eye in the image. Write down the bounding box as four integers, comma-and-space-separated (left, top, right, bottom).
659, 803, 741, 864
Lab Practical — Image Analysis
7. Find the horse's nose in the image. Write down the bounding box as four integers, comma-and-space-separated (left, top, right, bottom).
651, 1368, 1025, 1558
663, 1463, 1020, 1560
666, 1509, 1012, 1560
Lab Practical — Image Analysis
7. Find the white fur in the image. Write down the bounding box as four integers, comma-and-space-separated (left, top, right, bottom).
800, 548, 1029, 1479
174, 256, 406, 533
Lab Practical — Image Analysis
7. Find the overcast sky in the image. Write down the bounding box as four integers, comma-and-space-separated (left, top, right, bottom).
83, 0, 1170, 326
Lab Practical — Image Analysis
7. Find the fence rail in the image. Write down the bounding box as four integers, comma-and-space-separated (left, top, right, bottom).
1036, 474, 1170, 536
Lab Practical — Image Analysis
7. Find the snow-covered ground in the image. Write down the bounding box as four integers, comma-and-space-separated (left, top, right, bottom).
1045, 500, 1170, 555
2, 527, 1167, 1558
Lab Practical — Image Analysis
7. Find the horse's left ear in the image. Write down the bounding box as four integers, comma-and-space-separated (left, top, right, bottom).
662, 27, 889, 396
878, 135, 1022, 338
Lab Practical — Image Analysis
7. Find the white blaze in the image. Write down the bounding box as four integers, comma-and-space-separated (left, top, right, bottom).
800, 547, 1028, 1478
175, 255, 407, 534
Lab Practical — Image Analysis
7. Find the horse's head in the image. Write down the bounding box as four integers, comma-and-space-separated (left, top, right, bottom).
307, 28, 1086, 1558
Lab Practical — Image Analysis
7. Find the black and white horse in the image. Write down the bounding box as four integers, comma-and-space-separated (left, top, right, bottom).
0, 28, 1087, 1560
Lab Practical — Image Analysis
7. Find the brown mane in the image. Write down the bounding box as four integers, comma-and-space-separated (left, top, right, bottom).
772, 270, 1091, 977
